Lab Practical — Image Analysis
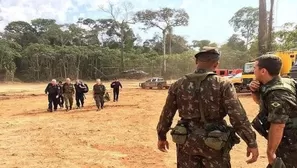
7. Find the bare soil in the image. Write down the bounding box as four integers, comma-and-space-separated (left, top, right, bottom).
0, 80, 268, 168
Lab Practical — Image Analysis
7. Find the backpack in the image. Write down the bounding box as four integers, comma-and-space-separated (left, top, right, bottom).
82, 83, 89, 93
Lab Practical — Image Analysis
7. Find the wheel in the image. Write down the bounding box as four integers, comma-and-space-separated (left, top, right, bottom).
157, 84, 163, 89
141, 84, 145, 89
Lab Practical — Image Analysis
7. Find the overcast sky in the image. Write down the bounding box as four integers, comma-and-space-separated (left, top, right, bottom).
0, 0, 296, 45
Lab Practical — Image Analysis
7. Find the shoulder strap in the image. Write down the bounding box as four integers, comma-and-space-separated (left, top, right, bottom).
263, 79, 296, 98
185, 71, 216, 124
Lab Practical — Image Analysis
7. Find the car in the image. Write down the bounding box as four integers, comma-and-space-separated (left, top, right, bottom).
229, 72, 243, 92
139, 77, 171, 89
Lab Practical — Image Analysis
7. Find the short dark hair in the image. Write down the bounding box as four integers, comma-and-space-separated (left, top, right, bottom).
256, 55, 282, 76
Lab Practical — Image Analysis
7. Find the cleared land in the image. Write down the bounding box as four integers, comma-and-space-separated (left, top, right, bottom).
0, 80, 268, 168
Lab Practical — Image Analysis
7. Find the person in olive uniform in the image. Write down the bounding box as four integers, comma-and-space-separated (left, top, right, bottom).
57, 81, 64, 108
249, 55, 297, 168
74, 79, 87, 108
110, 78, 122, 102
93, 79, 106, 111
45, 79, 60, 112
157, 47, 259, 168
63, 78, 75, 111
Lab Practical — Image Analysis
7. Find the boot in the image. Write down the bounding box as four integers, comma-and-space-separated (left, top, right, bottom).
70, 106, 72, 110
66, 106, 69, 111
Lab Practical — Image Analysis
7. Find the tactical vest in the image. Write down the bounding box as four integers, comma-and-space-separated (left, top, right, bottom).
260, 77, 297, 129
184, 71, 216, 123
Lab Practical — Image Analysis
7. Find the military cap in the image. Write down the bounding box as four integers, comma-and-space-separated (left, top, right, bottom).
194, 46, 220, 61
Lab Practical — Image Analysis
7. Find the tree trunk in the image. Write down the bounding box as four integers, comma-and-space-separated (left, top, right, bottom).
258, 0, 268, 56
120, 25, 124, 72
267, 0, 274, 52
162, 29, 166, 76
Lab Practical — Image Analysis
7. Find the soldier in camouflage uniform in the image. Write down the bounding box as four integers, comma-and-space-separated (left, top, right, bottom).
249, 55, 297, 168
63, 78, 75, 111
93, 79, 106, 111
156, 47, 259, 168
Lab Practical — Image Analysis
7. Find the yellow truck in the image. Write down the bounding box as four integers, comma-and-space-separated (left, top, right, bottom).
237, 50, 297, 92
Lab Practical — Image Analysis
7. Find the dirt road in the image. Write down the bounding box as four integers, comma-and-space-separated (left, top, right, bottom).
0, 81, 268, 168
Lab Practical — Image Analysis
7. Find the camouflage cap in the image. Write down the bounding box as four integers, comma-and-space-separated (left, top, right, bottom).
195, 46, 220, 60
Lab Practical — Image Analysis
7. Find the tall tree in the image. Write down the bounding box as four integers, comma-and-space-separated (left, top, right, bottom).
267, 0, 275, 52
100, 1, 135, 72
229, 7, 259, 48
192, 40, 217, 50
258, 0, 268, 56
134, 8, 189, 76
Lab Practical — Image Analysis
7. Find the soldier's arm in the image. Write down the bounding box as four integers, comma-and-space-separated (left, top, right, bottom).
119, 82, 122, 88
266, 90, 290, 157
222, 81, 258, 148
45, 84, 49, 94
156, 82, 178, 141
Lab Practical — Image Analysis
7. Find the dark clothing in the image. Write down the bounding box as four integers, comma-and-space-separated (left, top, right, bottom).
57, 84, 64, 108
111, 81, 122, 89
75, 83, 86, 107
45, 83, 60, 95
48, 94, 58, 111
111, 81, 122, 101
257, 77, 297, 168
76, 92, 84, 107
45, 83, 59, 111
113, 89, 120, 101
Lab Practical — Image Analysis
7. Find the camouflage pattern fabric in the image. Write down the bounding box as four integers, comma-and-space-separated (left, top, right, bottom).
177, 144, 231, 168
64, 93, 73, 108
63, 83, 75, 94
156, 69, 257, 167
259, 77, 297, 168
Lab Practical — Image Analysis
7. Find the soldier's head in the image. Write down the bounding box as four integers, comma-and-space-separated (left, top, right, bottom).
51, 79, 57, 85
58, 81, 63, 85
66, 78, 71, 84
76, 79, 80, 84
254, 54, 282, 83
194, 46, 220, 70
96, 79, 101, 85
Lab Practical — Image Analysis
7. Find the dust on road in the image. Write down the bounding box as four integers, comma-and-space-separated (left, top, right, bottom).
0, 81, 268, 168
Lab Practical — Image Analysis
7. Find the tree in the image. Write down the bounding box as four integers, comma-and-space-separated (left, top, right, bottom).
267, 0, 275, 52
100, 1, 135, 72
226, 34, 246, 51
134, 7, 189, 76
192, 40, 217, 50
229, 7, 259, 48
275, 23, 297, 50
0, 40, 22, 81
258, 0, 268, 56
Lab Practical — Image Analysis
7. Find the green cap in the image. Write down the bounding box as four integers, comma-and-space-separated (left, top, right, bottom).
195, 46, 220, 60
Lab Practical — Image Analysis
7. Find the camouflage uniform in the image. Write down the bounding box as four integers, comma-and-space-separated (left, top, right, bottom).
63, 83, 75, 110
93, 84, 106, 110
257, 77, 297, 168
157, 49, 257, 168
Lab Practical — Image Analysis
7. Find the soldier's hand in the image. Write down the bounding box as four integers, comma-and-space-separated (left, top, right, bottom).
158, 140, 169, 152
246, 147, 259, 164
267, 152, 276, 164
249, 80, 260, 92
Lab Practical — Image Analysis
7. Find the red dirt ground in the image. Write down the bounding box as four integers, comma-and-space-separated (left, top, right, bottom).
0, 80, 268, 168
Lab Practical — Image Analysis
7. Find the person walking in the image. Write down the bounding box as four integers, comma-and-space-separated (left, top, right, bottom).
74, 79, 87, 108
156, 47, 259, 168
110, 78, 122, 102
45, 79, 59, 112
93, 79, 106, 111
63, 78, 75, 111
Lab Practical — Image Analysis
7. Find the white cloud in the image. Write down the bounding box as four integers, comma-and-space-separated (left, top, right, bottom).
0, 0, 78, 30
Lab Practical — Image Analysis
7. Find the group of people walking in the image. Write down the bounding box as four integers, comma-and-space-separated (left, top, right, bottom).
45, 78, 122, 112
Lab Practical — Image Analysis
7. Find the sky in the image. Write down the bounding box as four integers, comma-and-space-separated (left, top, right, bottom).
0, 0, 297, 45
